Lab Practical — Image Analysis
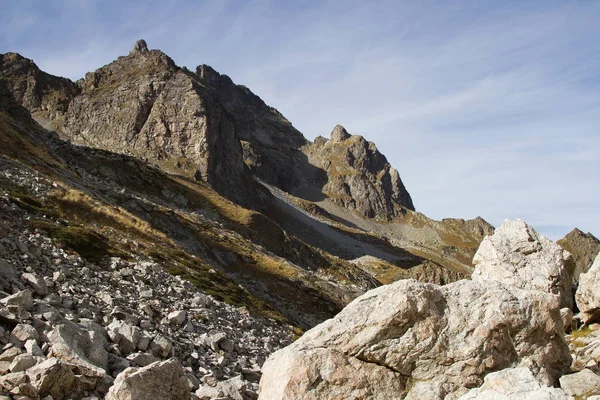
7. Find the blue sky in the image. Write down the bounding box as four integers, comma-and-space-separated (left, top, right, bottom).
1, 0, 599, 240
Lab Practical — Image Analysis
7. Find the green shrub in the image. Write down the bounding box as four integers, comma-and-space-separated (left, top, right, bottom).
28, 220, 110, 261
9, 190, 59, 218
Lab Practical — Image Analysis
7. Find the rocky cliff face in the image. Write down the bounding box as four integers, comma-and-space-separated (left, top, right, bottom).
304, 125, 414, 219
1, 41, 265, 210
195, 65, 417, 221
195, 64, 309, 193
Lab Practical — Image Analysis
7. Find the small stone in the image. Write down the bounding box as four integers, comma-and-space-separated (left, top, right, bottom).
0, 371, 28, 391
44, 293, 62, 306
52, 270, 65, 282
167, 310, 186, 326
1, 290, 33, 311
136, 332, 152, 351
24, 340, 43, 356
10, 324, 38, 347
186, 372, 200, 391
21, 273, 48, 296
0, 347, 22, 362
150, 335, 172, 358
10, 382, 39, 397
126, 352, 160, 367
139, 319, 153, 330
9, 353, 36, 372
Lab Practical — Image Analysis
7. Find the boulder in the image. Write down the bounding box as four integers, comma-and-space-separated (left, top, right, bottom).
167, 310, 186, 326
196, 375, 246, 400
472, 219, 573, 309
105, 358, 190, 400
108, 319, 141, 355
576, 252, 600, 323
458, 367, 569, 399
26, 358, 77, 400
8, 353, 36, 372
150, 334, 172, 358
258, 279, 571, 400
47, 321, 108, 378
559, 368, 600, 397
9, 323, 38, 347
21, 272, 48, 295
0, 289, 33, 313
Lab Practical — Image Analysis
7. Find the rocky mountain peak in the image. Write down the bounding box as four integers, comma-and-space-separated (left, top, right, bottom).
196, 64, 223, 86
304, 125, 414, 218
1, 40, 266, 210
330, 124, 351, 142
130, 39, 149, 55
557, 227, 600, 283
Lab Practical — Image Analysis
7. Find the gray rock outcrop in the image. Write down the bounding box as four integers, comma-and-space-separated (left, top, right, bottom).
472, 219, 574, 309
576, 252, 600, 323
1, 41, 416, 223
304, 125, 414, 219
258, 278, 571, 400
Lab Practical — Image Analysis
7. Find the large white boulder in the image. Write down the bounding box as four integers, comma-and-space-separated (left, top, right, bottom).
576, 252, 600, 323
258, 279, 571, 400
458, 367, 569, 399
472, 219, 573, 309
105, 358, 190, 400
559, 368, 600, 397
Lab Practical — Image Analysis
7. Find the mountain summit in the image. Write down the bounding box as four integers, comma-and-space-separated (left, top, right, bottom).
1, 40, 415, 220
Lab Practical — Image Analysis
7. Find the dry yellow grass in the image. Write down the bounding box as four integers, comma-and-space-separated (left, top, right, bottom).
51, 188, 167, 242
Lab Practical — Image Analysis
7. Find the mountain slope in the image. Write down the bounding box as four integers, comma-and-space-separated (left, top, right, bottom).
1, 39, 494, 291
0, 82, 379, 329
